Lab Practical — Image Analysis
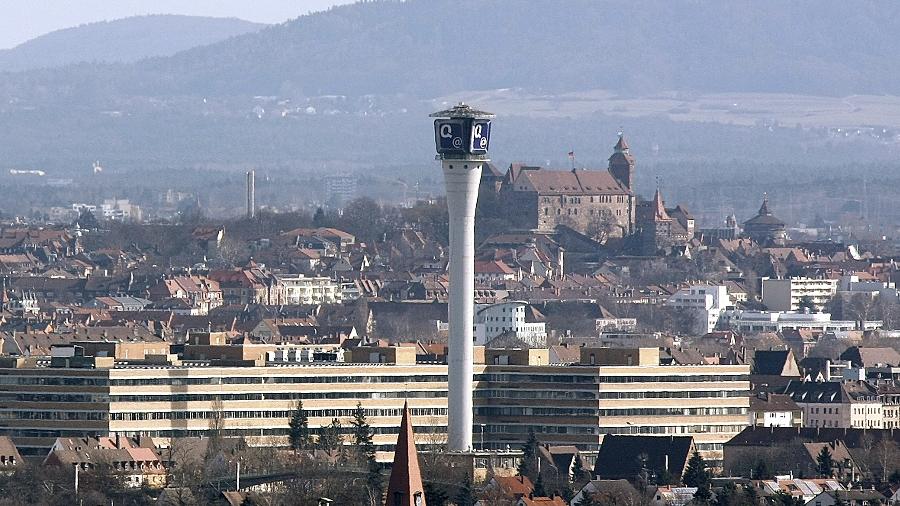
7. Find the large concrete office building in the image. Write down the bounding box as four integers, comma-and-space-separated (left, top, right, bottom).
0, 345, 749, 467
0, 357, 449, 461
474, 347, 749, 468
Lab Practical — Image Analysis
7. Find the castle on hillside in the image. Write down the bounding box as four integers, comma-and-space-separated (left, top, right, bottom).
494, 134, 636, 238
487, 134, 694, 254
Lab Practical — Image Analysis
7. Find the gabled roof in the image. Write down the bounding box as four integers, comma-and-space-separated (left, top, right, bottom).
593, 435, 694, 480
726, 426, 900, 448
752, 349, 799, 376
513, 167, 631, 196
475, 260, 516, 275
492, 475, 534, 497
784, 380, 851, 404
749, 393, 800, 413
840, 346, 900, 367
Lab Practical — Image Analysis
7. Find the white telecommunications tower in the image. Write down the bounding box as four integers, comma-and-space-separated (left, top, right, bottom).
430, 103, 493, 451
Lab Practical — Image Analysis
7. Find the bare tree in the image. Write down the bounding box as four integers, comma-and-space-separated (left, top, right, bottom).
880, 298, 900, 330
585, 210, 617, 244
846, 293, 878, 325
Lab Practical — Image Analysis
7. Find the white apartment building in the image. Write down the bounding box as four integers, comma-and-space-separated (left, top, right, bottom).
101, 199, 142, 222
722, 310, 881, 333
838, 274, 900, 303
277, 274, 342, 305
665, 284, 731, 334
784, 380, 883, 429
761, 277, 838, 312
473, 301, 546, 347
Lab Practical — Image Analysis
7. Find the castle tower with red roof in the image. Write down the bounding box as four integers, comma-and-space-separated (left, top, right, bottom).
608, 133, 635, 190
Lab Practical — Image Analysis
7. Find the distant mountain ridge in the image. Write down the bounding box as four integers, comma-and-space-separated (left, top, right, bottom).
3, 0, 899, 100
0, 15, 266, 72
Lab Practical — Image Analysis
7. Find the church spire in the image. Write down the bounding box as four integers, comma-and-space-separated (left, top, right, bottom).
614, 131, 630, 154
652, 185, 670, 221
385, 402, 426, 506
758, 193, 772, 216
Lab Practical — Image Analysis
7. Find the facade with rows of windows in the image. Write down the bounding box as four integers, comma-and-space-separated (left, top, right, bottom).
0, 347, 749, 466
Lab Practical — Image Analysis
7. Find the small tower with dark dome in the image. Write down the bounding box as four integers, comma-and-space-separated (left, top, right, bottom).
743, 195, 787, 246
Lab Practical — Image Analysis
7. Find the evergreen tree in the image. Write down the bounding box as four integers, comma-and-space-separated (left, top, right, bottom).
533, 472, 547, 497
349, 403, 382, 501
424, 481, 449, 506
571, 454, 590, 485
288, 399, 310, 451
743, 483, 760, 506
75, 208, 100, 230
572, 492, 599, 506
693, 484, 712, 505
772, 490, 804, 505
454, 473, 477, 506
518, 429, 540, 479
753, 459, 772, 480
682, 451, 710, 488
318, 418, 343, 454
817, 446, 834, 477
890, 469, 900, 485
657, 469, 676, 486
350, 402, 375, 460
313, 207, 327, 227
714, 482, 736, 506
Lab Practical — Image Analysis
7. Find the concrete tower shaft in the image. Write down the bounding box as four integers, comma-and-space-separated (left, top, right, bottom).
246, 169, 256, 219
443, 159, 482, 451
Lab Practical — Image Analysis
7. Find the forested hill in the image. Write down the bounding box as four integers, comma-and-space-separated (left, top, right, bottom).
0, 15, 265, 72
3, 0, 900, 101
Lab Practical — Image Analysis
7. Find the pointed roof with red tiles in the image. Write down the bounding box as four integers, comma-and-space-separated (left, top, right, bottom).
652, 188, 671, 221
385, 402, 426, 506
608, 133, 635, 167
614, 133, 629, 153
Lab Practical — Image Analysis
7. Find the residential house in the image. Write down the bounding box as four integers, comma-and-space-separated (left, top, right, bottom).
148, 275, 222, 315
807, 489, 886, 506
784, 380, 882, 429
0, 437, 21, 472
749, 392, 803, 427
474, 301, 546, 347
43, 436, 166, 489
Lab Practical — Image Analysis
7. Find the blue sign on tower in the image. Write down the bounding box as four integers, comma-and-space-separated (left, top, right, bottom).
434, 119, 467, 154
469, 120, 491, 155
431, 102, 494, 157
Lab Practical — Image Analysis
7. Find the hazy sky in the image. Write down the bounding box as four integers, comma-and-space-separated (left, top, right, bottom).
0, 0, 356, 49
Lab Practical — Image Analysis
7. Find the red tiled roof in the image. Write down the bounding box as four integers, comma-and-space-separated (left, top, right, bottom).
516, 168, 630, 195
475, 260, 515, 275
494, 475, 534, 497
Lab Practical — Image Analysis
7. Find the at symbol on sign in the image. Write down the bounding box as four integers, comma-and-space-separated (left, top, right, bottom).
452, 137, 463, 148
